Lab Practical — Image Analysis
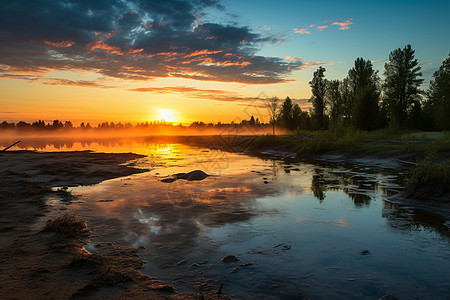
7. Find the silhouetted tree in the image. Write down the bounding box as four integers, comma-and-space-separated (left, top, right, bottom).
326, 79, 343, 123
309, 66, 327, 129
266, 97, 280, 135
383, 44, 424, 128
349, 58, 379, 93
348, 58, 381, 130
352, 85, 382, 130
280, 96, 294, 130
292, 103, 302, 130
427, 53, 450, 129
52, 119, 63, 129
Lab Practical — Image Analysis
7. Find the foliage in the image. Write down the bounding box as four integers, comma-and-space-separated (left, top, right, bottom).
383, 44, 424, 128
409, 157, 450, 189
352, 86, 382, 131
348, 57, 380, 93
279, 96, 294, 129
326, 79, 343, 123
347, 58, 382, 131
309, 66, 327, 129
427, 54, 450, 130
266, 96, 280, 135
340, 76, 354, 119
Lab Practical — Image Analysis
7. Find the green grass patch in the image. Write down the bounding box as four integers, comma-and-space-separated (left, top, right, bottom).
409, 157, 450, 189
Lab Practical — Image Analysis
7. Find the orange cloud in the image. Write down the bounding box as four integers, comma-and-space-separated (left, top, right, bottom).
284, 56, 301, 62
257, 26, 272, 30
42, 78, 116, 88
332, 19, 353, 30
185, 49, 223, 58
44, 40, 74, 48
294, 28, 311, 35
318, 25, 328, 31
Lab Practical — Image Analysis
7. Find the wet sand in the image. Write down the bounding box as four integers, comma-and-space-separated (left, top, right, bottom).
0, 151, 228, 299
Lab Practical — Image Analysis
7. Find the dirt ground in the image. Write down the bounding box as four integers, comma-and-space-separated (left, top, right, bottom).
0, 151, 227, 299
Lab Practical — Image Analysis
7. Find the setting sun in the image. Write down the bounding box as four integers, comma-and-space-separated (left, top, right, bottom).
156, 109, 178, 123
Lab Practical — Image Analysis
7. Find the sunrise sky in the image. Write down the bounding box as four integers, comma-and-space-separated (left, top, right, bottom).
0, 0, 449, 125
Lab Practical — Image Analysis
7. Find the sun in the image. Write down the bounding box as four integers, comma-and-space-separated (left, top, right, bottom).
156, 108, 178, 123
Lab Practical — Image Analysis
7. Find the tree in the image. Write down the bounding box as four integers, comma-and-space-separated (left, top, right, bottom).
339, 77, 353, 118
309, 66, 327, 129
352, 85, 381, 130
427, 53, 450, 129
383, 44, 424, 128
266, 96, 280, 135
280, 96, 294, 130
348, 58, 381, 130
292, 103, 302, 130
349, 57, 379, 93
326, 80, 343, 123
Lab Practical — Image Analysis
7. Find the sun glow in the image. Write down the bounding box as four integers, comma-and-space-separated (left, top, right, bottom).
156, 108, 178, 123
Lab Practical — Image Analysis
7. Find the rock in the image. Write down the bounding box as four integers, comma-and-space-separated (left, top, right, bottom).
221, 255, 239, 263
360, 250, 371, 255
264, 181, 269, 184
231, 267, 239, 273
161, 170, 210, 183
240, 262, 254, 267
262, 177, 268, 180
161, 177, 177, 183
282, 245, 291, 250
190, 263, 200, 268
180, 170, 210, 181
378, 295, 399, 300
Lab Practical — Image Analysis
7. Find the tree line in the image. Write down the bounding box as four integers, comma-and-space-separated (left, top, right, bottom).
268, 45, 450, 133
0, 117, 270, 131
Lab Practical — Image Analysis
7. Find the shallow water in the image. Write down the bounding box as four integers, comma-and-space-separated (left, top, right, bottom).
13, 138, 450, 299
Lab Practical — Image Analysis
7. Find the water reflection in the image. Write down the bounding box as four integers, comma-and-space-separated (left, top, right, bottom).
308, 166, 404, 208
21, 138, 450, 298
382, 201, 450, 239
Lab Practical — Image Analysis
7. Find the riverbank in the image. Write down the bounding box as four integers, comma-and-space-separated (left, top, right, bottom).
0, 151, 229, 299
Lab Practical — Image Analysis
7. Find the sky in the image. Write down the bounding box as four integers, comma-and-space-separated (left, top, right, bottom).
0, 0, 449, 125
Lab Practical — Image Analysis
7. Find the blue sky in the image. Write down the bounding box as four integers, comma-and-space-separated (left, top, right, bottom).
223, 0, 449, 83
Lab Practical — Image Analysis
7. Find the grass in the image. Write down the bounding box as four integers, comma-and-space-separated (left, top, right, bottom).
43, 214, 88, 236
242, 128, 450, 156
409, 157, 450, 188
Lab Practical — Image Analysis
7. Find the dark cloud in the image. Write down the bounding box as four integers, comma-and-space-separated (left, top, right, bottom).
0, 0, 301, 84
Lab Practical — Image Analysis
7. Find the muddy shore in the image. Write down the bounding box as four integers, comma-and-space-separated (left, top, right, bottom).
0, 151, 228, 299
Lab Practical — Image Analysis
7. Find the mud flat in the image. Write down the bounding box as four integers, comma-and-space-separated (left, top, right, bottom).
0, 151, 228, 299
